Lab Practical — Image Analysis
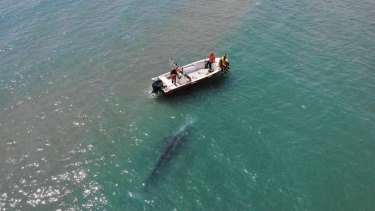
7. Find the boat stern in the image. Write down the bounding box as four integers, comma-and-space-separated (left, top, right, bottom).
151, 77, 164, 94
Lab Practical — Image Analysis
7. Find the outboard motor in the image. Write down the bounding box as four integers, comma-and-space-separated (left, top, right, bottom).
151, 79, 164, 93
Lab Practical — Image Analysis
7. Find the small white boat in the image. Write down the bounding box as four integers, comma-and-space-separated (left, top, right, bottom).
151, 58, 227, 95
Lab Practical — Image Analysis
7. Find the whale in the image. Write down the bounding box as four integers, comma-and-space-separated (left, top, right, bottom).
143, 121, 194, 190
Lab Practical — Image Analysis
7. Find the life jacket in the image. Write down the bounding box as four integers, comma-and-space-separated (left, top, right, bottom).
221, 55, 229, 66
209, 54, 215, 63
218, 59, 224, 68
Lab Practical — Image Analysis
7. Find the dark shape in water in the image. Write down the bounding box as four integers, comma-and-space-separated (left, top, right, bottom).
151, 79, 164, 93
143, 121, 194, 190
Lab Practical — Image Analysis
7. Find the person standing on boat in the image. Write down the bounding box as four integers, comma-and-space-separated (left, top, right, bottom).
205, 52, 216, 71
170, 68, 178, 85
219, 54, 229, 73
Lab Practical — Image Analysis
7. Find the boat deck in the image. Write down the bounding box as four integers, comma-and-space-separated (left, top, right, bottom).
153, 58, 222, 94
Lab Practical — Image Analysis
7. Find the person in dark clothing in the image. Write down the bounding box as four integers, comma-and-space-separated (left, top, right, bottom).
170, 68, 178, 85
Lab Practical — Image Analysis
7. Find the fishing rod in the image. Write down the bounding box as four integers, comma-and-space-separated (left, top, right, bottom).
169, 58, 183, 74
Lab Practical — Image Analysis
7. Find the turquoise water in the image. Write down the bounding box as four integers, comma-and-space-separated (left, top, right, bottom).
1, 0, 374, 210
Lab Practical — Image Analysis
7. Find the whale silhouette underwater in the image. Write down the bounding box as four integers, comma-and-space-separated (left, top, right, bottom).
143, 121, 194, 191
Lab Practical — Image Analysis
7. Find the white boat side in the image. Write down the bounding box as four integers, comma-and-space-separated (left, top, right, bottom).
152, 58, 223, 95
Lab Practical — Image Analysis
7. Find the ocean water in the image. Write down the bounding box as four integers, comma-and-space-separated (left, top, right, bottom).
0, 0, 374, 210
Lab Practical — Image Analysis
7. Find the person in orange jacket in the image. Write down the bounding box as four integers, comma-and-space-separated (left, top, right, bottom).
205, 52, 216, 71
